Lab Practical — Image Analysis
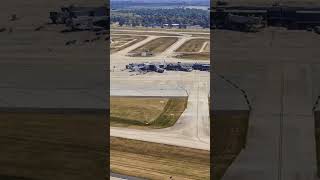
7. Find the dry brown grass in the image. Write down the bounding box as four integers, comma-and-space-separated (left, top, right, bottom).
110, 97, 169, 124
111, 35, 147, 53
176, 39, 209, 53
0, 111, 107, 180
110, 137, 210, 180
110, 97, 187, 129
175, 39, 210, 60
130, 37, 179, 55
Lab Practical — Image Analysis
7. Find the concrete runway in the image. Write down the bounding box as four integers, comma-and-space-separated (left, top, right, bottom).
212, 28, 320, 180
110, 29, 210, 150
110, 71, 210, 150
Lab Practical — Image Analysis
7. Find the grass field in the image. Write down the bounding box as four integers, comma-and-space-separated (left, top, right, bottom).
130, 37, 179, 56
211, 110, 250, 179
110, 97, 169, 126
111, 35, 147, 53
0, 111, 107, 180
176, 39, 209, 53
175, 52, 209, 60
110, 137, 210, 180
110, 97, 187, 129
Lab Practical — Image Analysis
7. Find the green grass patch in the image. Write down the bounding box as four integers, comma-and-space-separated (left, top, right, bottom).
110, 116, 146, 127
150, 97, 188, 128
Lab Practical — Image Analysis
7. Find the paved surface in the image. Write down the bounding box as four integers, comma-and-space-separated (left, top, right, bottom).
110, 70, 210, 150
158, 35, 192, 58
199, 41, 209, 53
110, 29, 210, 150
0, 0, 107, 109
212, 29, 320, 180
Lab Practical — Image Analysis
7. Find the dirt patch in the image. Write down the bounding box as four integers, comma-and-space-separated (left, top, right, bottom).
211, 110, 250, 180
110, 137, 210, 180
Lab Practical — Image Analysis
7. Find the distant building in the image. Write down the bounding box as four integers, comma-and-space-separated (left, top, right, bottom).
163, 23, 181, 29
172, 24, 180, 28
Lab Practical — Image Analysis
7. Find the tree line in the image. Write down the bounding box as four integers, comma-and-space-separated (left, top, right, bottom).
111, 8, 209, 28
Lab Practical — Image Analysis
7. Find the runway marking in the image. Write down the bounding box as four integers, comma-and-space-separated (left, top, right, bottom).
112, 38, 138, 48
199, 41, 209, 53
213, 70, 252, 110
